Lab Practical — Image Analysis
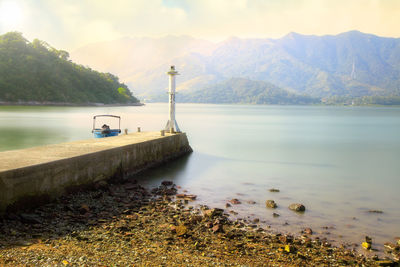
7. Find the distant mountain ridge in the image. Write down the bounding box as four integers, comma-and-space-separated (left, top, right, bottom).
71, 31, 400, 104
177, 78, 319, 105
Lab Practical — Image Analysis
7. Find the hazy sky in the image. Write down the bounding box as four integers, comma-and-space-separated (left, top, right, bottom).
0, 0, 399, 50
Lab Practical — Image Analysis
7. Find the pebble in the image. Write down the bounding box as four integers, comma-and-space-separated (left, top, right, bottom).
229, 199, 241, 205
288, 203, 306, 212
269, 188, 280, 193
0, 180, 392, 266
265, 200, 277, 209
368, 210, 384, 214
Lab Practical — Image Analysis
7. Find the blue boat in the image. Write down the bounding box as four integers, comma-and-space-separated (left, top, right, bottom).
92, 115, 121, 138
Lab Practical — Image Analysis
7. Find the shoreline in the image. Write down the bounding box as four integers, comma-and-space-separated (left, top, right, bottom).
0, 101, 144, 107
2, 101, 400, 108
143, 101, 400, 107
0, 178, 398, 266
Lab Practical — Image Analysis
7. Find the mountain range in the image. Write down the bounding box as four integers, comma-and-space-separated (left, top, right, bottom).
71, 31, 400, 104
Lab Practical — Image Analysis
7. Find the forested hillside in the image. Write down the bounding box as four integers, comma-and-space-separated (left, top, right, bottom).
0, 32, 140, 105
176, 78, 319, 104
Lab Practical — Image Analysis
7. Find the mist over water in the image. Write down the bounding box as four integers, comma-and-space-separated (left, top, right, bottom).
1, 103, 400, 250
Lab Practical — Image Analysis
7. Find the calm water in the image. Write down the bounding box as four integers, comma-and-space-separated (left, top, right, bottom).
1, 104, 400, 251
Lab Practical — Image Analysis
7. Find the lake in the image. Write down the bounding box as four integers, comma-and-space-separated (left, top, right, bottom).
1, 103, 399, 252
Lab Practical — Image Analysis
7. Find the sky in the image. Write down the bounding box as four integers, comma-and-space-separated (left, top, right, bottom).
0, 0, 399, 51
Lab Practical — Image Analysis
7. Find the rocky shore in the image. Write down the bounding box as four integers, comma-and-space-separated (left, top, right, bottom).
0, 178, 398, 266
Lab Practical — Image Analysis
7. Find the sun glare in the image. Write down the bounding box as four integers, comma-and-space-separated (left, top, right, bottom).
0, 1, 23, 28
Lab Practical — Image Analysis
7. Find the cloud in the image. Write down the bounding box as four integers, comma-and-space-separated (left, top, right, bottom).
0, 0, 399, 50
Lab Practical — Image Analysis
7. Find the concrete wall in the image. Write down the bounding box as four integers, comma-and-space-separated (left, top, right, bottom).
0, 133, 192, 213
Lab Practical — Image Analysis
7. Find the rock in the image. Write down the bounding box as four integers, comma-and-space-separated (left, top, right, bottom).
204, 221, 213, 228
297, 252, 306, 259
161, 181, 173, 186
79, 204, 90, 214
265, 200, 277, 209
362, 242, 371, 250
301, 237, 312, 247
225, 203, 231, 208
284, 244, 296, 253
185, 194, 197, 200
126, 214, 139, 220
303, 228, 313, 235
269, 188, 280, 192
212, 224, 223, 233
279, 235, 293, 244
247, 200, 256, 204
230, 199, 241, 205
19, 213, 42, 224
123, 183, 139, 190
94, 180, 108, 189
175, 225, 187, 236
368, 210, 383, 214
176, 194, 196, 200
365, 236, 372, 244
372, 255, 379, 261
288, 203, 305, 212
375, 260, 396, 266
253, 218, 259, 223
189, 215, 202, 225
384, 242, 399, 251
203, 208, 224, 218
272, 213, 280, 217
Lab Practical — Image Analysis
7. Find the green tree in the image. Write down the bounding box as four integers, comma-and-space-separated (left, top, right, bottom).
0, 32, 140, 104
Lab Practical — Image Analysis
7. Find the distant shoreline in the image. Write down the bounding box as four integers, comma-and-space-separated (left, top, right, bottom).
146, 101, 400, 107
0, 101, 144, 107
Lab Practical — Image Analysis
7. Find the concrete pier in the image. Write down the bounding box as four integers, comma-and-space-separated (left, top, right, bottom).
0, 132, 192, 213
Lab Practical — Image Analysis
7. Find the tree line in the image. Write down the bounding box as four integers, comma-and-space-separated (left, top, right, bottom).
0, 32, 139, 104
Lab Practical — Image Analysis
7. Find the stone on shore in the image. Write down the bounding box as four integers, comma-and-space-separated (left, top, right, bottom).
362, 242, 371, 250
384, 242, 398, 251
288, 203, 305, 212
79, 204, 90, 214
266, 200, 277, 209
368, 210, 383, 214
175, 225, 188, 236
269, 188, 280, 192
302, 228, 313, 235
0, 179, 387, 266
279, 235, 293, 244
19, 213, 42, 224
375, 260, 397, 266
176, 194, 197, 200
203, 208, 224, 218
284, 244, 296, 253
212, 224, 223, 233
230, 199, 241, 205
161, 180, 174, 186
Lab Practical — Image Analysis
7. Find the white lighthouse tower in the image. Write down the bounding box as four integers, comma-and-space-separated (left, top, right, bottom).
165, 65, 180, 133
